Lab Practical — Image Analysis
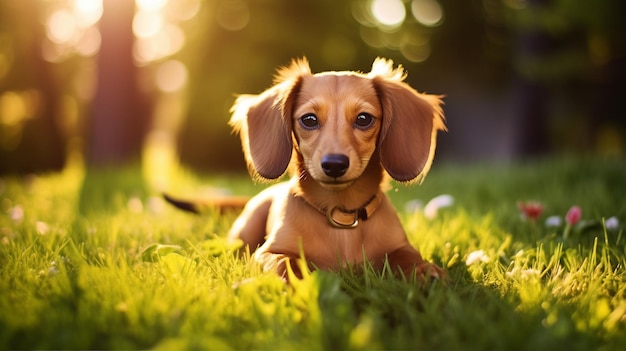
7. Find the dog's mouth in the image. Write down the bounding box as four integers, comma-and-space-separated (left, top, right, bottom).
318, 179, 355, 190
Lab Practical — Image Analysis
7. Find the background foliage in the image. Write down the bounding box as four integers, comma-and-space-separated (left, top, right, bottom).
0, 0, 624, 173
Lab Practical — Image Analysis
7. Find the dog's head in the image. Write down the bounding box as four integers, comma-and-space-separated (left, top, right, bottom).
230, 58, 446, 187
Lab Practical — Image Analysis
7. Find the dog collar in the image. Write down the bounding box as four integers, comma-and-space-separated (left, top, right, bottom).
300, 192, 382, 229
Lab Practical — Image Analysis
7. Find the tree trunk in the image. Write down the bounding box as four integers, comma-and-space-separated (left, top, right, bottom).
88, 0, 147, 166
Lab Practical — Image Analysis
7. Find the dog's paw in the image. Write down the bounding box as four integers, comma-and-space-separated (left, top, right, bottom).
414, 262, 447, 283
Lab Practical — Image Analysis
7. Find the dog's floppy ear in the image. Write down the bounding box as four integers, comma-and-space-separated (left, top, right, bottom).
369, 58, 446, 183
229, 58, 310, 180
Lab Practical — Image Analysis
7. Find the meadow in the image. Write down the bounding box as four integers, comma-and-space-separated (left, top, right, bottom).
1, 157, 625, 350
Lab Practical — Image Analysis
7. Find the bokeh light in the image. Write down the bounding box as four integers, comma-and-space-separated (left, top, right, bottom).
133, 9, 163, 39
132, 0, 188, 66
73, 0, 103, 27
136, 0, 167, 12
371, 0, 406, 28
46, 9, 78, 44
156, 60, 188, 93
43, 0, 103, 62
353, 0, 443, 63
216, 0, 250, 31
411, 0, 443, 27
75, 26, 101, 57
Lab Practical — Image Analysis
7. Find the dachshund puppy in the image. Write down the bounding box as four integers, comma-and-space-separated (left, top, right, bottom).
172, 58, 446, 281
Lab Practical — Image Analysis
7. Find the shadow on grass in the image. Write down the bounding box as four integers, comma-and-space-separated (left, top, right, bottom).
313, 259, 616, 351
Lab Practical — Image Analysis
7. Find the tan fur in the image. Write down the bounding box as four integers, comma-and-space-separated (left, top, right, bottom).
228, 57, 446, 280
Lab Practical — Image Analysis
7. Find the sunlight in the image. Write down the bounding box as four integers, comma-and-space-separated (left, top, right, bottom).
371, 0, 406, 28
143, 129, 178, 191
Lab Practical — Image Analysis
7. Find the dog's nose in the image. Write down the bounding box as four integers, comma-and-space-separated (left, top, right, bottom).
321, 154, 349, 178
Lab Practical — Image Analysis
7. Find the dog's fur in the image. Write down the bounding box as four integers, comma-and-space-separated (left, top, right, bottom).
172, 58, 446, 281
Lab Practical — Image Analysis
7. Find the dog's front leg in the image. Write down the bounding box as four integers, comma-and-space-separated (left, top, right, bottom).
386, 245, 445, 281
254, 251, 310, 281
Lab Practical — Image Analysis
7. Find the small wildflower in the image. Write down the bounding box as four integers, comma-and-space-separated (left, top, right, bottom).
147, 196, 166, 214
404, 199, 424, 213
466, 250, 489, 266
35, 221, 50, 235
605, 217, 620, 231
9, 205, 24, 222
565, 206, 582, 226
48, 261, 59, 276
545, 215, 562, 228
424, 194, 454, 219
127, 197, 143, 213
563, 205, 582, 239
517, 201, 543, 222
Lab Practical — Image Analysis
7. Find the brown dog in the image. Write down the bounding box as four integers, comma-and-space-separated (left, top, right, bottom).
170, 58, 446, 281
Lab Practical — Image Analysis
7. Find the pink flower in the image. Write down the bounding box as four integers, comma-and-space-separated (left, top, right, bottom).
517, 201, 543, 222
565, 206, 582, 226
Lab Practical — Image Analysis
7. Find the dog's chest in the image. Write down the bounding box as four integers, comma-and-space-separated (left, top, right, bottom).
297, 218, 395, 269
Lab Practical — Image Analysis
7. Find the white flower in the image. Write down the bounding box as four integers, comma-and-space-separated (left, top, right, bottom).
147, 196, 166, 215
424, 194, 454, 219
127, 197, 143, 213
466, 250, 489, 266
545, 215, 562, 227
35, 221, 50, 235
9, 205, 24, 222
605, 217, 620, 231
404, 199, 423, 213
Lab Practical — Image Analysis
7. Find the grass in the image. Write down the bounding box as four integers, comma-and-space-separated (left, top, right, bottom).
1, 157, 625, 350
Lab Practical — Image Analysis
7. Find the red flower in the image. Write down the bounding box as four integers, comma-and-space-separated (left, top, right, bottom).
565, 206, 582, 226
517, 201, 543, 222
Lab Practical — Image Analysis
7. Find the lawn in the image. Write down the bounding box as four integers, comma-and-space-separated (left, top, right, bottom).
1, 157, 625, 350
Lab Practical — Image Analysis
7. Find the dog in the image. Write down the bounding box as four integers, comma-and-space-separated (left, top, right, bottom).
167, 57, 446, 281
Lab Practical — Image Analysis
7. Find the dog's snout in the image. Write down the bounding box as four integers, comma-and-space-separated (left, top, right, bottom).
321, 154, 350, 178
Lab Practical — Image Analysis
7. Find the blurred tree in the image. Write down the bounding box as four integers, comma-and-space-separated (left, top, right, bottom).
87, 0, 149, 166
503, 0, 626, 155
0, 0, 66, 174
510, 0, 552, 156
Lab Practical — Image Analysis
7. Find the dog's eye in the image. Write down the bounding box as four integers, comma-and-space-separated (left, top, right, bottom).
354, 113, 375, 129
299, 114, 320, 130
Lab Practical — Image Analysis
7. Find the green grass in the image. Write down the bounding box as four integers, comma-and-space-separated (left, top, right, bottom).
1, 157, 625, 350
